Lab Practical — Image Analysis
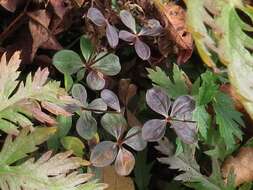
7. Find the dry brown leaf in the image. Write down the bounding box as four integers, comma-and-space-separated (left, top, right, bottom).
71, 0, 85, 7
222, 147, 253, 186
154, 0, 193, 64
102, 166, 135, 190
0, 0, 18, 12
50, 0, 73, 19
28, 10, 62, 60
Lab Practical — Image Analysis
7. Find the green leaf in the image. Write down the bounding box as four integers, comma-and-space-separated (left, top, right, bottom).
61, 136, 85, 157
186, 0, 253, 120
64, 74, 73, 91
47, 116, 72, 151
101, 113, 127, 140
134, 149, 153, 190
0, 128, 107, 190
193, 105, 211, 139
53, 50, 83, 75
157, 142, 231, 190
0, 127, 56, 165
213, 92, 244, 150
80, 35, 94, 62
0, 52, 74, 134
197, 71, 219, 105
76, 111, 97, 140
147, 65, 188, 99
92, 53, 121, 76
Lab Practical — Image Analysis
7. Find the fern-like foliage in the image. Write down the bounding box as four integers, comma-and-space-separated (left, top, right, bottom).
186, 0, 253, 119
156, 138, 235, 190
0, 127, 108, 190
0, 52, 74, 135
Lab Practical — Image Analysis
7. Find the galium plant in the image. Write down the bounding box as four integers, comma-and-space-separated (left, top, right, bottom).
142, 87, 197, 144
87, 7, 119, 48
119, 10, 163, 60
53, 35, 121, 90
90, 113, 146, 176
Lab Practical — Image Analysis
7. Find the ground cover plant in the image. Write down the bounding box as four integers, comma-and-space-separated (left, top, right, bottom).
0, 0, 253, 189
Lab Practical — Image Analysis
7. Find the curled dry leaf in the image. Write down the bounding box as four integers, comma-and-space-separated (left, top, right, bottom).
50, 0, 73, 19
118, 79, 137, 106
153, 0, 193, 64
0, 0, 18, 12
41, 102, 72, 116
222, 147, 253, 186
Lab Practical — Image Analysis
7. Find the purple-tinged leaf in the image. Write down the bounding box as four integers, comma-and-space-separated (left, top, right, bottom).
92, 53, 121, 76
76, 111, 97, 140
86, 71, 105, 91
114, 147, 135, 176
120, 10, 136, 33
171, 121, 197, 144
139, 19, 163, 36
134, 38, 151, 60
170, 96, 197, 144
119, 30, 136, 42
146, 87, 171, 117
106, 24, 119, 48
87, 7, 107, 27
101, 89, 121, 112
71, 84, 87, 106
101, 113, 127, 140
124, 126, 147, 151
88, 98, 107, 114
170, 95, 195, 117
90, 141, 118, 167
142, 119, 167, 142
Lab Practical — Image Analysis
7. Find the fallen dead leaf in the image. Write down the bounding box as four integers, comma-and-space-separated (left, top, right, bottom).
50, 0, 73, 19
222, 147, 253, 186
0, 0, 19, 12
154, 0, 193, 64
102, 166, 135, 190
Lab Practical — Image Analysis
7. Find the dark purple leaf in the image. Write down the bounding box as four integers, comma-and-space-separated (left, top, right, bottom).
170, 96, 197, 144
134, 38, 151, 60
76, 111, 97, 140
71, 84, 87, 106
101, 89, 121, 112
146, 87, 171, 117
170, 95, 195, 117
124, 126, 147, 151
101, 113, 127, 140
90, 141, 118, 167
119, 30, 136, 42
119, 10, 136, 33
114, 147, 135, 176
106, 23, 119, 48
171, 121, 197, 144
87, 7, 106, 27
86, 71, 105, 90
139, 19, 163, 36
142, 119, 167, 142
